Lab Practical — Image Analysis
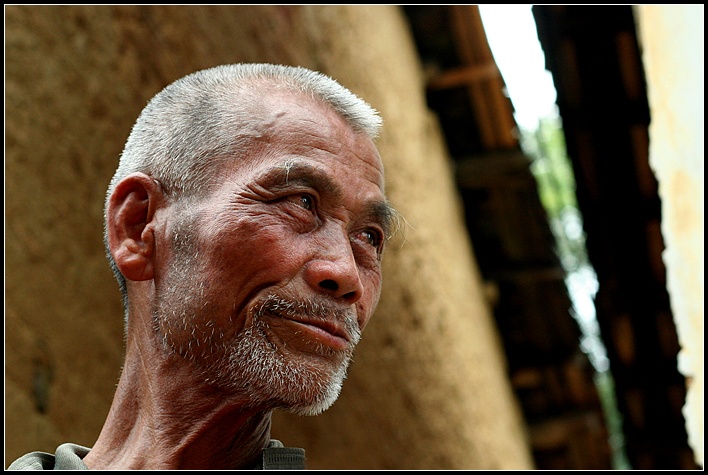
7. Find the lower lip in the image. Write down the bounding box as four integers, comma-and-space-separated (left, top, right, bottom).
287, 319, 350, 351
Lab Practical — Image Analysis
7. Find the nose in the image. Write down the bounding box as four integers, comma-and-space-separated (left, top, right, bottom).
304, 237, 364, 303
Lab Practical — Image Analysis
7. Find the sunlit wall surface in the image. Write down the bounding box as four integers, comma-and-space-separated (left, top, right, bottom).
637, 5, 704, 467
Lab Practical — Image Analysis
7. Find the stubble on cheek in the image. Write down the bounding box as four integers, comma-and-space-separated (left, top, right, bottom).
153, 278, 365, 414
152, 204, 367, 413
152, 206, 226, 361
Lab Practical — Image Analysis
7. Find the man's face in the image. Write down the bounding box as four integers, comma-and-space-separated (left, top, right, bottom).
152, 92, 390, 415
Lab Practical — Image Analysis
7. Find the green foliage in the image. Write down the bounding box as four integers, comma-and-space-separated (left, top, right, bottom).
522, 115, 577, 219
595, 371, 633, 470
521, 115, 589, 272
521, 115, 632, 469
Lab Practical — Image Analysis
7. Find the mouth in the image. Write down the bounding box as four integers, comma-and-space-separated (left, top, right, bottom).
254, 295, 357, 351
290, 315, 350, 342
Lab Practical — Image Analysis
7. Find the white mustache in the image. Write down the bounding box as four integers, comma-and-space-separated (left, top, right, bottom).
254, 294, 361, 344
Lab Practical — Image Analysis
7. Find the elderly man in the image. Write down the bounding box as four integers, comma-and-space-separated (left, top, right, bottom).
9, 63, 396, 470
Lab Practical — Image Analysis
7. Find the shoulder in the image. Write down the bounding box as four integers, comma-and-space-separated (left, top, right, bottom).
255, 439, 306, 470
7, 443, 90, 470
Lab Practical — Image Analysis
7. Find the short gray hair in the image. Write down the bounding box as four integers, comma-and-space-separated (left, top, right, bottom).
104, 63, 383, 320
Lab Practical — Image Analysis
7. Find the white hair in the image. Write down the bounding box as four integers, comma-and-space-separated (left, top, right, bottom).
104, 63, 383, 319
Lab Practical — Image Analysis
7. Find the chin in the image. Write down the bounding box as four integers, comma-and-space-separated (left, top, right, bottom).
281, 365, 348, 416
198, 324, 354, 414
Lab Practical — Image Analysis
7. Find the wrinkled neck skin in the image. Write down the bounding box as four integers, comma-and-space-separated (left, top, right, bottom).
83, 288, 273, 470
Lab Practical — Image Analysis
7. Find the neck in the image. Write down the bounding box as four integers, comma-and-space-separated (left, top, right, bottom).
83, 318, 273, 470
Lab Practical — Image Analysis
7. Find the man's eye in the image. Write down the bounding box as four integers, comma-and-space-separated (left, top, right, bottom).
286, 193, 315, 211
298, 194, 314, 211
356, 229, 383, 250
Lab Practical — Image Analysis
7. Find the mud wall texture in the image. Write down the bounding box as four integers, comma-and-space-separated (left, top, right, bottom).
636, 5, 704, 467
5, 5, 533, 469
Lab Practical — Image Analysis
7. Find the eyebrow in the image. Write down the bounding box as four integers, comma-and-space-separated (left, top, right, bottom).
256, 160, 399, 238
364, 200, 400, 241
281, 160, 343, 200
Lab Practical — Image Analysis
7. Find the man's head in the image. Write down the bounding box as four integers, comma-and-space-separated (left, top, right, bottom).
103, 63, 395, 416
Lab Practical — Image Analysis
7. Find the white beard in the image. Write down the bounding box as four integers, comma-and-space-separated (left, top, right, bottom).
152, 227, 360, 415
154, 292, 359, 416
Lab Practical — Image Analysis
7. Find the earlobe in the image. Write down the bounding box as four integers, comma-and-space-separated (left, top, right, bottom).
106, 173, 164, 282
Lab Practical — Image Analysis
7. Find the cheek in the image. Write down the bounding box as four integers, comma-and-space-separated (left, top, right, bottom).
357, 271, 383, 331
206, 215, 303, 282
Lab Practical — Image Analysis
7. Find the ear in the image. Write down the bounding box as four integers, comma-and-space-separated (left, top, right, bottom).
106, 173, 165, 282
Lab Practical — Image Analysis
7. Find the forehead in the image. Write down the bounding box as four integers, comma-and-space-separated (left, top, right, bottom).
238, 89, 386, 191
